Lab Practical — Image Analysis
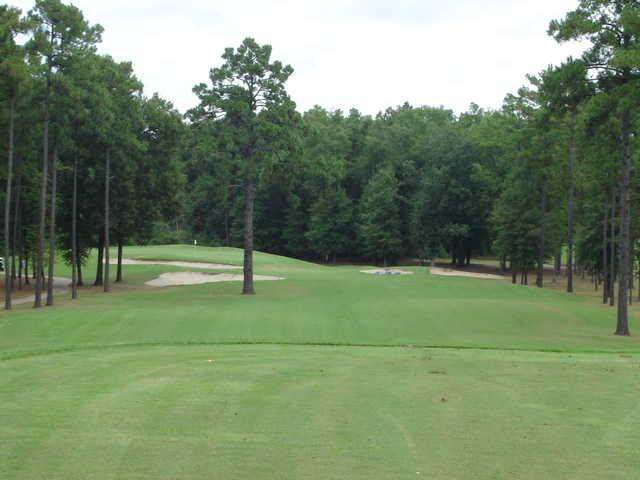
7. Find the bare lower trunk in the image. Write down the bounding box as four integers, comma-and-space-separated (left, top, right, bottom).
17, 251, 22, 290
537, 185, 546, 288
4, 96, 15, 310
242, 176, 255, 295
34, 101, 49, 309
11, 177, 21, 290
46, 146, 58, 306
603, 199, 609, 305
610, 190, 616, 308
71, 157, 78, 299
24, 253, 29, 285
77, 258, 83, 287
116, 241, 123, 282
104, 150, 111, 293
567, 122, 576, 294
616, 108, 631, 336
629, 249, 634, 306
94, 233, 104, 286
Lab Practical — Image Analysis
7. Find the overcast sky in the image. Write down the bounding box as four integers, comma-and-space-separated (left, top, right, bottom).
12, 0, 585, 115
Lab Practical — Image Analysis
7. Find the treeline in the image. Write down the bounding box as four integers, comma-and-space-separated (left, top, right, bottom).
179, 1, 639, 335
0, 1, 183, 309
184, 103, 497, 266
2, 1, 639, 336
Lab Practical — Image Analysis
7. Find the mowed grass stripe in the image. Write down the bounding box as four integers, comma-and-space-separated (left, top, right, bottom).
1, 246, 639, 356
1, 345, 638, 480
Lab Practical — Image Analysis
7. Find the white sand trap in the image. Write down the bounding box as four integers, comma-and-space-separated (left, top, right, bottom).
361, 269, 414, 276
112, 259, 240, 270
146, 271, 284, 287
430, 268, 504, 280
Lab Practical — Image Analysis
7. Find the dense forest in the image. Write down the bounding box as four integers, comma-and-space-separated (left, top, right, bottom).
1, 1, 638, 334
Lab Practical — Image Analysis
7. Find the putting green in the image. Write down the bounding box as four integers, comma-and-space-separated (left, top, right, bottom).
1, 246, 639, 479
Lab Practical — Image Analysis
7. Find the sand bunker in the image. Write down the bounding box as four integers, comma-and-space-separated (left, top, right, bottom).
111, 259, 240, 270
430, 268, 504, 280
146, 271, 284, 287
361, 269, 414, 276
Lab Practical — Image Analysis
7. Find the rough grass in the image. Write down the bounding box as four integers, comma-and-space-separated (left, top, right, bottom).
1, 245, 639, 479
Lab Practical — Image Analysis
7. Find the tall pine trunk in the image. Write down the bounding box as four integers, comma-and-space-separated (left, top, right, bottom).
71, 157, 78, 299
603, 199, 609, 305
616, 108, 631, 336
4, 96, 15, 310
24, 252, 29, 285
104, 150, 111, 293
34, 99, 49, 308
46, 146, 58, 306
242, 176, 255, 295
566, 116, 576, 293
610, 192, 616, 307
11, 176, 21, 289
94, 232, 104, 286
537, 184, 546, 288
77, 257, 83, 286
17, 251, 22, 290
116, 241, 123, 282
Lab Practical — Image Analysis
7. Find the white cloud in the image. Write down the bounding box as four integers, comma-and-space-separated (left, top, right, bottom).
10, 0, 585, 114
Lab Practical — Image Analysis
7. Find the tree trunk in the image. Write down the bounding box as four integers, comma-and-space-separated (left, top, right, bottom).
603, 199, 609, 305
17, 251, 23, 291
24, 253, 29, 285
116, 241, 123, 282
512, 270, 517, 284
11, 176, 21, 290
35, 97, 49, 309
242, 176, 255, 295
77, 257, 83, 287
104, 150, 111, 293
94, 233, 104, 286
537, 185, 546, 288
46, 146, 58, 306
71, 157, 78, 299
610, 190, 616, 308
4, 96, 15, 310
616, 108, 631, 336
566, 118, 576, 294
629, 249, 634, 306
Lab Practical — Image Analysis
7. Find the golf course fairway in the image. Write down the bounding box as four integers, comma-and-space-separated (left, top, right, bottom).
1, 246, 639, 479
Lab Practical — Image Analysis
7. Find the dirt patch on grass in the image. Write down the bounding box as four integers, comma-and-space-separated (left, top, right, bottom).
1, 277, 71, 305
430, 268, 504, 280
146, 272, 284, 287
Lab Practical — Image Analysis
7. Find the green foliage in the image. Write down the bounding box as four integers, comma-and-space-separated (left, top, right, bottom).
306, 187, 353, 261
358, 166, 402, 264
189, 37, 300, 180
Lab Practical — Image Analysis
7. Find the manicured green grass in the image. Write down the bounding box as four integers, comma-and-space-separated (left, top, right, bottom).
1, 245, 639, 479
2, 346, 638, 480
